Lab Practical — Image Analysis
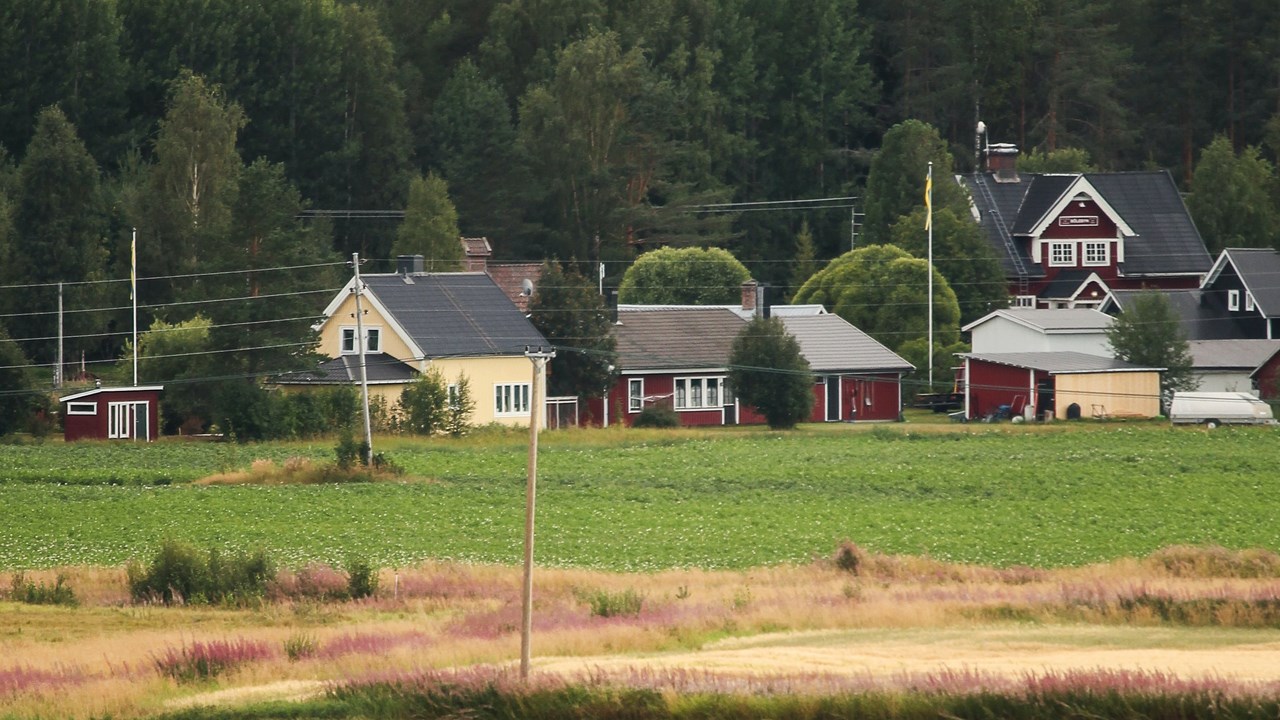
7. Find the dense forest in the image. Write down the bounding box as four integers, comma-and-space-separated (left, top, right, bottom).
2, 0, 1280, 421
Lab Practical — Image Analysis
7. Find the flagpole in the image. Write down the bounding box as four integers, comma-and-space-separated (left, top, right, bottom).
132, 227, 138, 386
926, 163, 934, 389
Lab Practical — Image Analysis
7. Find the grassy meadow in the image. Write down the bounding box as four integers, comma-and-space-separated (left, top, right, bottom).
1, 420, 1277, 570
5, 419, 1280, 718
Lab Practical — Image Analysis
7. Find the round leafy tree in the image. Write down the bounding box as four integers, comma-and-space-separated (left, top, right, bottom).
728, 316, 813, 430
618, 246, 751, 305
793, 244, 960, 353
1105, 291, 1196, 401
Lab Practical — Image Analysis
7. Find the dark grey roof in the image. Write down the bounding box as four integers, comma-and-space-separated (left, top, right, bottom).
1108, 289, 1245, 340
1038, 269, 1092, 299
362, 272, 546, 357
274, 354, 418, 385
1222, 248, 1280, 317
778, 315, 913, 373
960, 170, 1211, 278
1187, 339, 1280, 371
962, 351, 1162, 374
613, 308, 746, 372
1010, 175, 1076, 235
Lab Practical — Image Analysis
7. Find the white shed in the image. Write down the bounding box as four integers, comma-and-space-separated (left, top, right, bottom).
964, 308, 1114, 356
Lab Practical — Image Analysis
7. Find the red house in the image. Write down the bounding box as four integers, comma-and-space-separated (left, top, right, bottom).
778, 314, 913, 422
960, 144, 1211, 309
589, 306, 911, 427
60, 386, 163, 442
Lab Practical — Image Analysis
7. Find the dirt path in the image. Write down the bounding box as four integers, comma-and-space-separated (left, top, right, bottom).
534, 626, 1280, 684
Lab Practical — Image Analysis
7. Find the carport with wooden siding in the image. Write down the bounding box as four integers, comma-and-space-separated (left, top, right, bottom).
962, 352, 1163, 420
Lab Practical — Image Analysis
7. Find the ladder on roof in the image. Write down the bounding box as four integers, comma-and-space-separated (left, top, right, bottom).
973, 173, 1030, 295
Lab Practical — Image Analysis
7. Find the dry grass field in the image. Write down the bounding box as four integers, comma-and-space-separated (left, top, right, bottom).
5, 546, 1280, 718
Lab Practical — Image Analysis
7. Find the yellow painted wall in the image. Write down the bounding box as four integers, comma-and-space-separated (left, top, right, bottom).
1054, 372, 1160, 419
318, 292, 420, 367
310, 290, 542, 427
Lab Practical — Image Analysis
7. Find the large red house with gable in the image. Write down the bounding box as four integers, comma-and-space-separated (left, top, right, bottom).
960, 144, 1212, 309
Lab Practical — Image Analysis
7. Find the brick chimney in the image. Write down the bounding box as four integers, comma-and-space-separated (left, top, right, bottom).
987, 143, 1020, 183
741, 280, 758, 314
460, 236, 492, 271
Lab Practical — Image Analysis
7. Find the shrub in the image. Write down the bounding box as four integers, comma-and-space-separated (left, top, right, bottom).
834, 540, 867, 575
9, 572, 78, 606
127, 540, 274, 606
632, 403, 679, 428
335, 432, 369, 469
284, 633, 318, 662
580, 588, 645, 617
154, 638, 274, 682
346, 558, 380, 599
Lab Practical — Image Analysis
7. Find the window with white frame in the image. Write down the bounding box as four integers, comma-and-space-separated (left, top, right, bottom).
494, 382, 530, 416
674, 377, 724, 410
1048, 242, 1076, 267
1228, 289, 1241, 311
66, 402, 97, 415
447, 383, 460, 409
1082, 241, 1110, 266
628, 378, 644, 412
340, 326, 382, 354
1013, 295, 1036, 308
1246, 291, 1255, 312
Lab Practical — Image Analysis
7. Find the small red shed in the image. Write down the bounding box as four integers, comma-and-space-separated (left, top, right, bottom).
60, 386, 163, 442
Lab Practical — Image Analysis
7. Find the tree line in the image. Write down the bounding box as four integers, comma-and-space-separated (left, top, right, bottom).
3, 0, 1280, 433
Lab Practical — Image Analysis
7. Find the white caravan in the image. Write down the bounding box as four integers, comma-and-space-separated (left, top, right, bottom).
1168, 391, 1278, 428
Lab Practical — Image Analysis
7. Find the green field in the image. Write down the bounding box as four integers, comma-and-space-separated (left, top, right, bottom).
1, 424, 1277, 571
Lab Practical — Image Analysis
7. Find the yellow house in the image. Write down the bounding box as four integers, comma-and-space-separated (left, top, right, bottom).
276, 256, 548, 427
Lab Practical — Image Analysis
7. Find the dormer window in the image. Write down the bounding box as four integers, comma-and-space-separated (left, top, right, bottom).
1228, 290, 1240, 311
1049, 242, 1076, 267
1083, 241, 1110, 266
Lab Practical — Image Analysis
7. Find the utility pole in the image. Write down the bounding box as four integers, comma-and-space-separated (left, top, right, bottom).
55, 282, 63, 389
351, 253, 374, 466
520, 345, 556, 681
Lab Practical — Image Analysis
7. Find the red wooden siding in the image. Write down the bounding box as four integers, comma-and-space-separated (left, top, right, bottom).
62, 388, 162, 441
965, 360, 1044, 420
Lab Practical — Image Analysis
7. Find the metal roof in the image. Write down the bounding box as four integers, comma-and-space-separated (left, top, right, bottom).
1218, 248, 1280, 317
963, 308, 1113, 334
60, 385, 164, 402
962, 351, 1162, 374
1186, 339, 1280, 371
273, 354, 418, 385
613, 308, 746, 372
1108, 289, 1246, 340
359, 272, 547, 358
778, 314, 913, 373
960, 170, 1211, 278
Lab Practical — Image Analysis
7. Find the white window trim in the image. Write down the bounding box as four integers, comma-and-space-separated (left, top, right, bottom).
1246, 291, 1255, 312
66, 402, 97, 415
108, 401, 148, 440
339, 325, 382, 354
673, 376, 725, 411
447, 383, 460, 410
1048, 242, 1076, 267
1013, 295, 1036, 308
628, 378, 644, 413
494, 382, 531, 417
1082, 241, 1110, 266
1228, 289, 1241, 311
